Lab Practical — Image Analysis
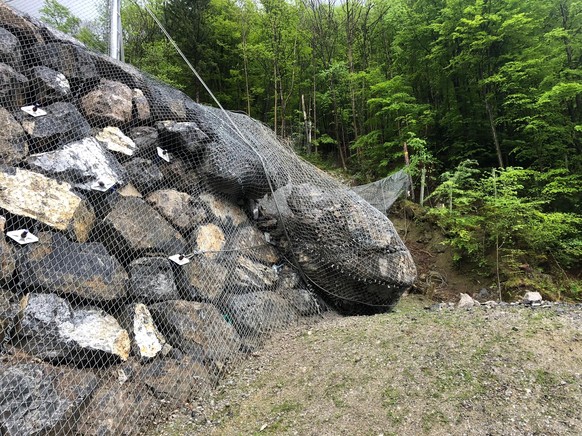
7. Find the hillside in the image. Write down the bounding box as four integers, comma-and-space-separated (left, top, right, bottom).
153, 295, 582, 435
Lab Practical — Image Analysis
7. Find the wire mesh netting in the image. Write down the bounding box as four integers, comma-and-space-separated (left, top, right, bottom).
0, 3, 416, 434
350, 170, 411, 215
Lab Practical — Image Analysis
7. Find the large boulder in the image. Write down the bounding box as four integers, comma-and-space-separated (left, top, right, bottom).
0, 62, 27, 110
122, 157, 164, 194
16, 293, 131, 364
229, 225, 279, 264
260, 183, 417, 312
20, 101, 91, 152
0, 167, 95, 242
129, 126, 158, 158
96, 196, 186, 262
27, 136, 126, 190
128, 257, 179, 302
0, 360, 98, 436
0, 5, 44, 46
156, 120, 209, 156
231, 256, 279, 293
149, 300, 240, 365
81, 78, 133, 126
17, 232, 128, 301
0, 107, 28, 165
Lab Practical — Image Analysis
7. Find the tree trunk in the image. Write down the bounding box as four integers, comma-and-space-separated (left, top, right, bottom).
485, 99, 504, 168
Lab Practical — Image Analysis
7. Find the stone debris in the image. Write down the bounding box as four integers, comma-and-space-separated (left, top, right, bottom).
523, 291, 543, 306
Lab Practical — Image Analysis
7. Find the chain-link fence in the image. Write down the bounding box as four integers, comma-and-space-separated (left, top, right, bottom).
0, 3, 416, 434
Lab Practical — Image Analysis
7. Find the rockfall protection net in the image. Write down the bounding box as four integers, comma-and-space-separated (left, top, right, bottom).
0, 4, 416, 435
351, 170, 411, 215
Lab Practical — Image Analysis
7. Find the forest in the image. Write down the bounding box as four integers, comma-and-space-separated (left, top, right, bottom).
40, 0, 581, 297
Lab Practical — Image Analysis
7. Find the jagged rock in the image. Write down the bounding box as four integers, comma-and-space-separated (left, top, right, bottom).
97, 197, 186, 261
0, 167, 95, 242
223, 291, 298, 337
123, 157, 164, 194
81, 79, 133, 126
76, 379, 157, 436
27, 136, 126, 190
0, 107, 28, 165
275, 265, 303, 290
29, 65, 71, 104
120, 303, 167, 359
132, 88, 151, 122
20, 101, 91, 152
189, 223, 226, 257
457, 293, 479, 309
229, 225, 279, 264
144, 77, 199, 121
0, 62, 27, 110
178, 255, 228, 302
95, 126, 137, 156
277, 288, 320, 316
523, 291, 543, 306
261, 183, 416, 311
0, 27, 21, 69
129, 126, 158, 158
232, 256, 279, 292
0, 359, 98, 436
17, 232, 128, 301
128, 257, 179, 302
159, 157, 202, 194
0, 4, 45, 45
17, 292, 131, 363
146, 189, 208, 233
149, 300, 240, 364
140, 356, 210, 402
0, 216, 15, 282
30, 42, 98, 91
156, 120, 209, 155
198, 192, 250, 228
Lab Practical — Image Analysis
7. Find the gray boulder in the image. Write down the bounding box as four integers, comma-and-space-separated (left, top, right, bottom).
0, 289, 17, 345
260, 183, 417, 312
128, 257, 179, 302
96, 196, 186, 261
0, 167, 95, 242
143, 77, 199, 121
89, 51, 146, 89
0, 62, 27, 110
16, 292, 131, 363
20, 101, 91, 152
0, 5, 44, 46
129, 126, 158, 158
0, 27, 21, 69
0, 107, 28, 164
229, 225, 279, 265
17, 232, 128, 301
27, 136, 126, 190
29, 65, 71, 103
156, 120, 209, 155
81, 78, 133, 126
178, 255, 229, 302
231, 256, 279, 293
149, 300, 240, 364
0, 360, 98, 436
123, 157, 164, 194
223, 291, 298, 337
132, 88, 151, 122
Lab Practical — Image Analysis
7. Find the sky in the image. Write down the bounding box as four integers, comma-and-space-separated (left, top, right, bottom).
7, 0, 100, 20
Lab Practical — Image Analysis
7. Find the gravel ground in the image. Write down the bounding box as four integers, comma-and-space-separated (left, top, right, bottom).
151, 295, 582, 435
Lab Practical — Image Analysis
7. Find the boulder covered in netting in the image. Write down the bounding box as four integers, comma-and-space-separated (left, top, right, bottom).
0, 4, 415, 434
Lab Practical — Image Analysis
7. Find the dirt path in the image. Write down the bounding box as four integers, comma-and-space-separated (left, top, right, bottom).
153, 295, 582, 435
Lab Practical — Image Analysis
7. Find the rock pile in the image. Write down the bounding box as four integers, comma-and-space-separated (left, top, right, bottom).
0, 5, 415, 434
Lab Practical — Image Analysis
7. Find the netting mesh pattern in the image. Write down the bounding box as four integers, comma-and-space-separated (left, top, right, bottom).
0, 4, 416, 435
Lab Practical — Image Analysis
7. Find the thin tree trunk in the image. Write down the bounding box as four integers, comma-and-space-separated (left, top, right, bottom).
301, 93, 312, 153
485, 99, 503, 168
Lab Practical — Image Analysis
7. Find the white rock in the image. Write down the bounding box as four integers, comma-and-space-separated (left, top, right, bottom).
522, 291, 543, 305
457, 293, 478, 309
95, 126, 137, 156
0, 167, 95, 242
131, 303, 166, 359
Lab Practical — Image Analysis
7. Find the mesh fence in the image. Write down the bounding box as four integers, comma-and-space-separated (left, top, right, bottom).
0, 3, 416, 434
351, 170, 410, 215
